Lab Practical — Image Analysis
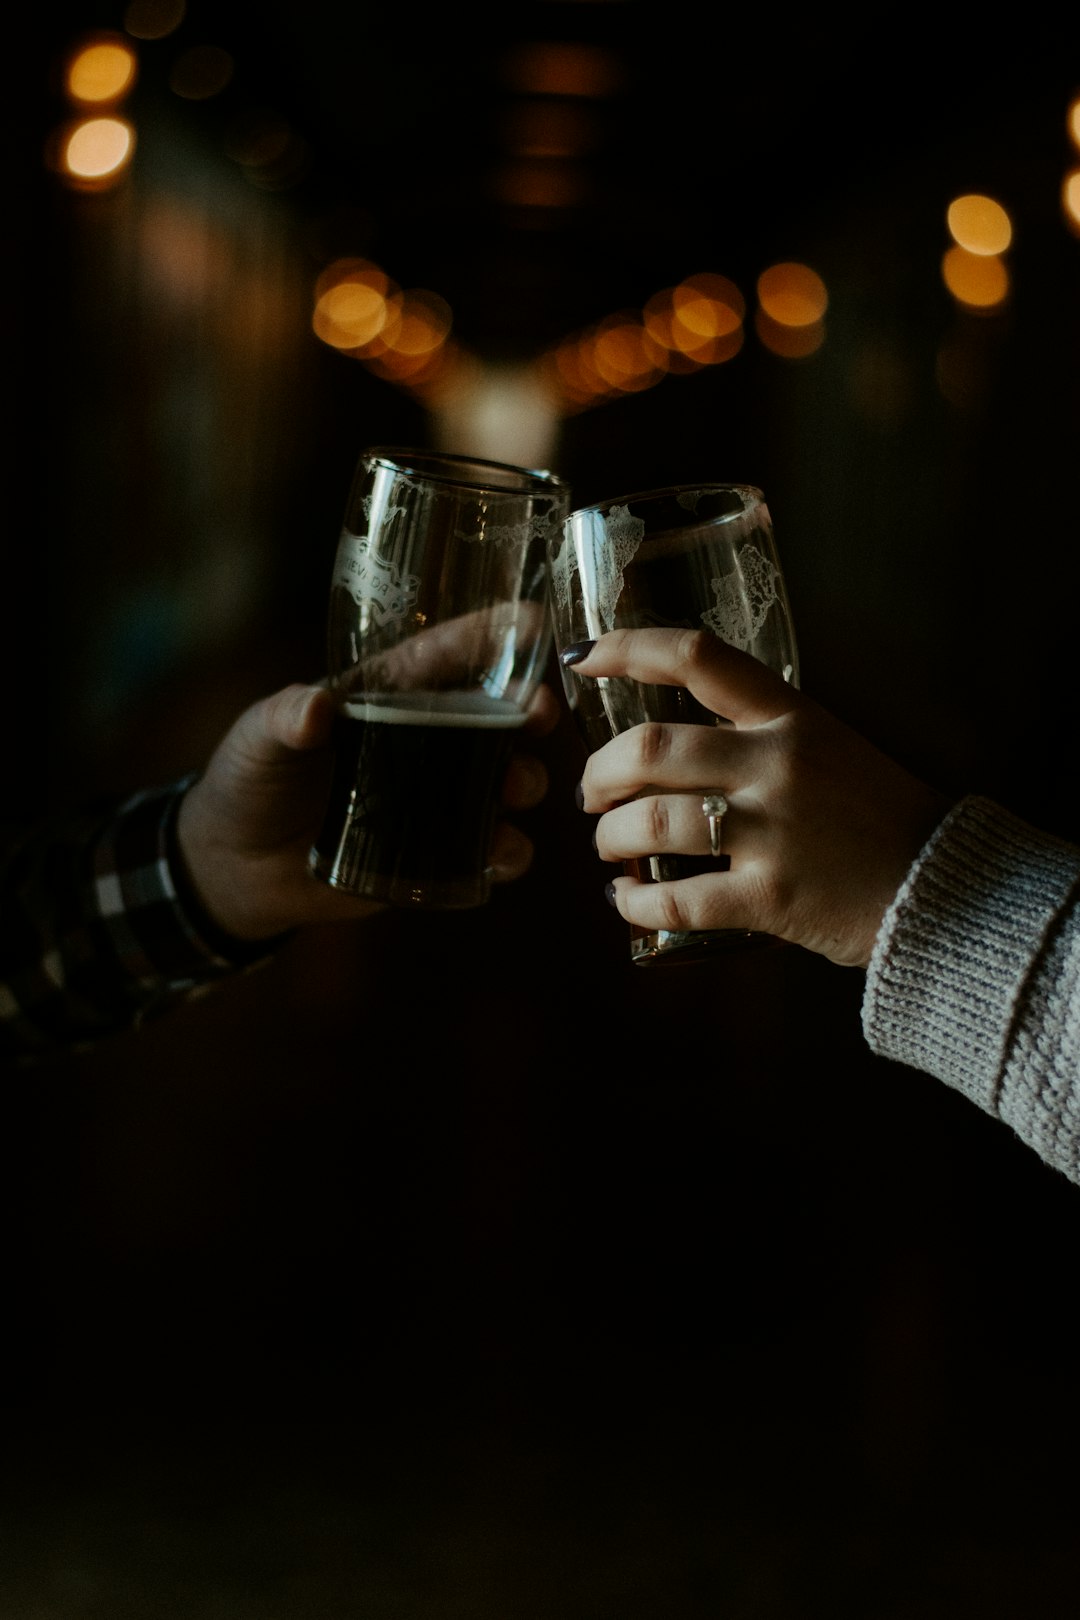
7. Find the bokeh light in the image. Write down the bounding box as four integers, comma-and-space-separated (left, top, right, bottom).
756, 262, 828, 327
58, 117, 136, 186
946, 193, 1012, 255
755, 263, 827, 358
124, 0, 186, 39
1063, 169, 1080, 235
169, 45, 234, 101
941, 244, 1010, 310
65, 37, 137, 104
499, 42, 626, 98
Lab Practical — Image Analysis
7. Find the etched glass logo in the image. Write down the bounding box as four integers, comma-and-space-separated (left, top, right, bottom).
334, 532, 419, 625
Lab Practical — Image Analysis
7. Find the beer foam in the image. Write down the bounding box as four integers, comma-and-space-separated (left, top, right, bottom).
342, 692, 527, 728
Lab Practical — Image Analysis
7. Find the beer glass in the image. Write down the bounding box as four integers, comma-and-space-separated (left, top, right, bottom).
310, 446, 570, 908
549, 483, 800, 964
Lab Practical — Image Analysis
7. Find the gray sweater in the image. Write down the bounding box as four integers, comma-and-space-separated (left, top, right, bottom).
863, 795, 1080, 1187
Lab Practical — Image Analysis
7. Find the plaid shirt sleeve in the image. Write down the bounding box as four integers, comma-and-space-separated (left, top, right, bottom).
1, 775, 289, 1063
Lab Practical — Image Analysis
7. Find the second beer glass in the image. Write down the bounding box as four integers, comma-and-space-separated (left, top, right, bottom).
310, 446, 569, 909
549, 482, 800, 963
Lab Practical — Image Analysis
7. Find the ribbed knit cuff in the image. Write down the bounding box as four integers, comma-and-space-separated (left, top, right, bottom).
862, 795, 1080, 1119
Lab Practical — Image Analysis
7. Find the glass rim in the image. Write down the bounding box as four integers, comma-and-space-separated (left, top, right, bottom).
566, 481, 764, 520
363, 445, 569, 496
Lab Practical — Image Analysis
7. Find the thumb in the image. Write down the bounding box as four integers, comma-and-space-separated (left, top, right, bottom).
247, 682, 337, 757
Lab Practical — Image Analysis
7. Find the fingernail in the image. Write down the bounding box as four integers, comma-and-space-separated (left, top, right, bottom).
604, 881, 618, 908
574, 779, 585, 811
559, 640, 596, 668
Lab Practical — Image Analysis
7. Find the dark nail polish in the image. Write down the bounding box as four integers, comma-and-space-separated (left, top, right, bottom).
574, 779, 585, 811
559, 640, 596, 668
604, 881, 618, 908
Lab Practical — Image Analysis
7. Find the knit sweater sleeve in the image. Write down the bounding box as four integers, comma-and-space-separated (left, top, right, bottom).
862, 794, 1080, 1186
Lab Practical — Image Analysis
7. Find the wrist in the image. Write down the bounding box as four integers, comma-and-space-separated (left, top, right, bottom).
169, 783, 294, 963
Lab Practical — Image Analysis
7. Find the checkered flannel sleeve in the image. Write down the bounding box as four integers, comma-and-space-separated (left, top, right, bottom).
1, 776, 283, 1062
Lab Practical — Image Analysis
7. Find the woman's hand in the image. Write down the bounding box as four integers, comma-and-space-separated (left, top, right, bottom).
563, 628, 952, 969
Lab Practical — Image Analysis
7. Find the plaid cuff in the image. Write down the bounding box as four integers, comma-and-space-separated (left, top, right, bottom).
1, 778, 288, 1060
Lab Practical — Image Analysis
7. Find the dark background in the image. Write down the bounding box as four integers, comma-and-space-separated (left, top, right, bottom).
3, 4, 1079, 1615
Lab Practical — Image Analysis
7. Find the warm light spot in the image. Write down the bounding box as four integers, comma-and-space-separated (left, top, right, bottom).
642, 280, 743, 367
642, 288, 680, 348
756, 262, 828, 327
66, 39, 137, 104
501, 101, 596, 157
62, 117, 135, 182
672, 278, 744, 343
755, 310, 825, 358
314, 282, 391, 350
500, 42, 626, 98
547, 338, 602, 409
1069, 97, 1080, 151
492, 159, 588, 209
591, 316, 665, 392
312, 263, 402, 351
563, 334, 613, 403
169, 45, 234, 100
941, 244, 1010, 310
1063, 169, 1080, 234
674, 272, 745, 327
386, 291, 453, 357
314, 259, 391, 301
124, 0, 186, 39
946, 193, 1012, 255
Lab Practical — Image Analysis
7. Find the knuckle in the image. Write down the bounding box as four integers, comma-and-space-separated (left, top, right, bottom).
677, 627, 716, 678
656, 885, 692, 930
634, 721, 671, 772
642, 795, 671, 848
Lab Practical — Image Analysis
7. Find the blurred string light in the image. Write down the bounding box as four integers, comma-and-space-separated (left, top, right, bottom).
1064, 92, 1080, 237
42, 21, 1077, 425
123, 0, 186, 41
48, 32, 139, 189
941, 192, 1013, 311
40, 19, 830, 413
493, 39, 621, 217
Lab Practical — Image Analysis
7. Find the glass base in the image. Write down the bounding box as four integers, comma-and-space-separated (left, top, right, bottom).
308, 845, 492, 910
630, 927, 780, 965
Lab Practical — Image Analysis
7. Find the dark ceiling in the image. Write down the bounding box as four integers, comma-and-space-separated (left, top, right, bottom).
54, 0, 1075, 366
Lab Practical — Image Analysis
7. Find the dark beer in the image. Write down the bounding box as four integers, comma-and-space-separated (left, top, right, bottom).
310, 692, 526, 908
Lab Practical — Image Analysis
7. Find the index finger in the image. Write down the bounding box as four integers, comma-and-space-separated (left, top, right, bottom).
562, 627, 797, 727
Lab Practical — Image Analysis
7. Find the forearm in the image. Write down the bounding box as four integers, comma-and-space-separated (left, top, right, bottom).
862, 795, 1080, 1186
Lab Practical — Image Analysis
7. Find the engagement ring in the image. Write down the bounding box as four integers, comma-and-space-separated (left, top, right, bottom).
702, 793, 729, 859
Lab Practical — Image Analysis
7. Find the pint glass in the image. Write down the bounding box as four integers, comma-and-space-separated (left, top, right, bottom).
310, 446, 569, 909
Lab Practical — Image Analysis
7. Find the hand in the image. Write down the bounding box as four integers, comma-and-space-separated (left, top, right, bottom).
563, 628, 953, 969
176, 679, 560, 943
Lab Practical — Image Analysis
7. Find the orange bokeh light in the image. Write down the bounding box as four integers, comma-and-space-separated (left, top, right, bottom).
65, 37, 137, 104
941, 244, 1010, 310
946, 194, 1012, 255
60, 116, 136, 185
756, 263, 828, 327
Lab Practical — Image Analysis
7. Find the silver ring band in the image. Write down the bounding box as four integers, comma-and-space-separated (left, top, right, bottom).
702, 793, 729, 859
